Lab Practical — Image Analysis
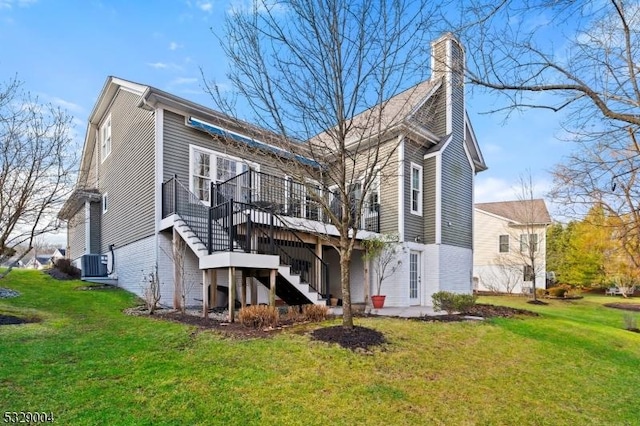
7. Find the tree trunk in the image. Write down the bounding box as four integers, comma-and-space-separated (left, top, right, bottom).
339, 244, 354, 329
531, 258, 538, 302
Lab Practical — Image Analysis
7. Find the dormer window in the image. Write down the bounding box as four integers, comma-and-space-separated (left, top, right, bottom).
100, 115, 112, 162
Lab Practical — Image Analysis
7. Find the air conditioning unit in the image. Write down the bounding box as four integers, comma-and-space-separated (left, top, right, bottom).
81, 254, 108, 278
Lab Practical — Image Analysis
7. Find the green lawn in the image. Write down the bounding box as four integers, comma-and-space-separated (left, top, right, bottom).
1, 270, 639, 425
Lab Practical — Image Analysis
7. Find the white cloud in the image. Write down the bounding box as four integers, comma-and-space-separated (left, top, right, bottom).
170, 77, 197, 85
147, 62, 168, 69
0, 0, 37, 9
147, 62, 184, 71
169, 41, 182, 51
197, 1, 212, 13
50, 97, 84, 114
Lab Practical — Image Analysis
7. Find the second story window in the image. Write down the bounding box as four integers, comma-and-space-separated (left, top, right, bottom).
499, 234, 509, 253
190, 146, 256, 205
410, 163, 422, 215
100, 115, 111, 162
192, 149, 211, 203
367, 170, 380, 213
520, 234, 538, 252
285, 178, 322, 220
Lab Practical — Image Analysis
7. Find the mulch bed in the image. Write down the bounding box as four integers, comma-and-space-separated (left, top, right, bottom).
604, 303, 640, 312
0, 314, 39, 325
137, 303, 537, 352
419, 304, 539, 322
45, 268, 81, 280
153, 311, 286, 339
310, 325, 386, 351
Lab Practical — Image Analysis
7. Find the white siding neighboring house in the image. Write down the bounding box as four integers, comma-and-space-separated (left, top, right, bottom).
51, 248, 66, 265
473, 200, 552, 294
25, 255, 53, 270
58, 33, 486, 311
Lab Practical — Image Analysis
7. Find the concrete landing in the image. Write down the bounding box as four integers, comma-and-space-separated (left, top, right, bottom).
329, 305, 441, 318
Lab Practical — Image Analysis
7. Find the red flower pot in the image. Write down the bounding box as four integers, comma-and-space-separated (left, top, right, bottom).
371, 295, 386, 309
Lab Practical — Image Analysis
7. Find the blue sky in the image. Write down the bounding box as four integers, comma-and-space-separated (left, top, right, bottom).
0, 0, 572, 217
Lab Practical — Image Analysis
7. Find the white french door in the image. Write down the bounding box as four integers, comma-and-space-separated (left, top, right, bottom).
409, 251, 421, 305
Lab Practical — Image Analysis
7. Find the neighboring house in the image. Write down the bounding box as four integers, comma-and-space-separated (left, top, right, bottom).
25, 255, 53, 270
51, 248, 66, 265
58, 33, 486, 311
473, 199, 552, 294
0, 257, 25, 269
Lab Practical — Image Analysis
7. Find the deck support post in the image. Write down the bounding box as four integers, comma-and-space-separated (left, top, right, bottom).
250, 270, 258, 306
172, 227, 182, 310
269, 269, 277, 307
364, 255, 370, 306
315, 237, 323, 298
241, 269, 247, 308
202, 270, 210, 319
228, 267, 236, 322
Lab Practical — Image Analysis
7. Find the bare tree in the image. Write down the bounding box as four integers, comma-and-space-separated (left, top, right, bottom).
457, 0, 639, 127
477, 264, 520, 294
510, 174, 550, 302
453, 0, 639, 295
141, 263, 162, 314
208, 0, 444, 329
551, 130, 640, 272
163, 233, 191, 313
0, 77, 77, 278
362, 234, 404, 297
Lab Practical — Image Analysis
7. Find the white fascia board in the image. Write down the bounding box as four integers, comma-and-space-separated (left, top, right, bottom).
154, 108, 164, 263
464, 112, 487, 171
474, 208, 519, 225
435, 154, 442, 244
84, 201, 91, 255
397, 135, 405, 241
462, 137, 475, 172
423, 135, 452, 160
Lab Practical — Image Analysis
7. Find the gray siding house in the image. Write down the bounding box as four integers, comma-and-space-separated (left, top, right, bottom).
59, 33, 486, 313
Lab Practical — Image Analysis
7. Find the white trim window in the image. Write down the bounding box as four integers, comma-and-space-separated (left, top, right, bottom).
285, 176, 302, 216
367, 170, 380, 213
305, 179, 322, 220
102, 193, 108, 214
285, 177, 322, 220
189, 145, 257, 204
520, 234, 538, 252
410, 163, 422, 215
100, 115, 112, 162
499, 234, 509, 253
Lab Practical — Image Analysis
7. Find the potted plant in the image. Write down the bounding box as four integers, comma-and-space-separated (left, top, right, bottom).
363, 234, 403, 309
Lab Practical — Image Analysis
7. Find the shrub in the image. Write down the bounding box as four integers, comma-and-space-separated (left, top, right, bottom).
455, 294, 477, 312
548, 286, 568, 297
302, 304, 329, 322
432, 291, 477, 314
432, 291, 457, 314
283, 305, 303, 322
54, 258, 81, 279
535, 288, 548, 298
238, 305, 279, 329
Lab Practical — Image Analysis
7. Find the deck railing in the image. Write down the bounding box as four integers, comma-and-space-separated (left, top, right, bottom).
213, 169, 381, 232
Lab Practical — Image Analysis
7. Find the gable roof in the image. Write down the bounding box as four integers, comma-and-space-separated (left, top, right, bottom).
475, 199, 551, 225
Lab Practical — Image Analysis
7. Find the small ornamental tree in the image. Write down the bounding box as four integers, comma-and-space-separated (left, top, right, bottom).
362, 234, 403, 296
